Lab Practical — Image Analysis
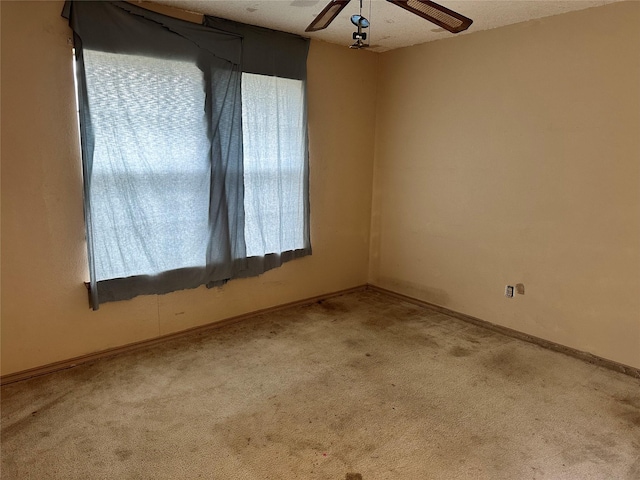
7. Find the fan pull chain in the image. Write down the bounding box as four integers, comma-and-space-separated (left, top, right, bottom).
367, 0, 372, 47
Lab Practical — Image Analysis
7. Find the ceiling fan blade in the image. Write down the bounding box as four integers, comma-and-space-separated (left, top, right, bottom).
305, 0, 352, 32
387, 0, 472, 34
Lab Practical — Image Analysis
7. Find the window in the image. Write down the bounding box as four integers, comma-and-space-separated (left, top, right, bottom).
64, 1, 310, 309
242, 73, 307, 257
85, 50, 211, 281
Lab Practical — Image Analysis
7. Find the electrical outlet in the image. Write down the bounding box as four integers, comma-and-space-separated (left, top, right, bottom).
505, 285, 514, 298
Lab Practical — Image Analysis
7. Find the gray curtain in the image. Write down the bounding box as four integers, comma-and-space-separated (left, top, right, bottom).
203, 15, 310, 80
65, 1, 244, 309
63, 2, 310, 310
203, 16, 312, 280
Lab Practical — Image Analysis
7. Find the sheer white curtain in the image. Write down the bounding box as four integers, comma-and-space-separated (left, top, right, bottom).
241, 73, 306, 257
84, 50, 211, 281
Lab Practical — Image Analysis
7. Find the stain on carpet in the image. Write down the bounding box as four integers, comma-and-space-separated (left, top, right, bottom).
317, 299, 351, 314
481, 348, 536, 381
115, 449, 133, 461
449, 346, 472, 358
1, 393, 69, 441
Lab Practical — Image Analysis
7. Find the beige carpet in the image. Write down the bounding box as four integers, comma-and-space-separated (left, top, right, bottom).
2, 290, 639, 479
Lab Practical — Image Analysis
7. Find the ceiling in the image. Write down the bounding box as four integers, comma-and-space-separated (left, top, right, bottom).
153, 0, 621, 52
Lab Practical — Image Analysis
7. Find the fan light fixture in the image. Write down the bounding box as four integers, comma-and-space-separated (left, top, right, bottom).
349, 2, 370, 49
350, 14, 369, 28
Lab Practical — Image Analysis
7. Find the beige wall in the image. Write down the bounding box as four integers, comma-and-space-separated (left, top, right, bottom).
0, 1, 378, 376
370, 2, 640, 368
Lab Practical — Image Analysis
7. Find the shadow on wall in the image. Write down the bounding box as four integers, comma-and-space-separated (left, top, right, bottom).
377, 277, 450, 307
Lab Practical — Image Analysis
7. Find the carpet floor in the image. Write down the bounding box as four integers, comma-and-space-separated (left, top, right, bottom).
1, 289, 639, 479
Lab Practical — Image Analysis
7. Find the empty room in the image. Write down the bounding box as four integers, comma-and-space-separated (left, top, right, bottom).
1, 0, 638, 478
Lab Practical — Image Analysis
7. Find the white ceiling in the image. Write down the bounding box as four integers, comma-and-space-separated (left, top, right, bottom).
153, 0, 622, 52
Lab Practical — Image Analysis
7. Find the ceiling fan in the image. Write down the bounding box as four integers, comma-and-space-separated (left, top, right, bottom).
305, 0, 473, 41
